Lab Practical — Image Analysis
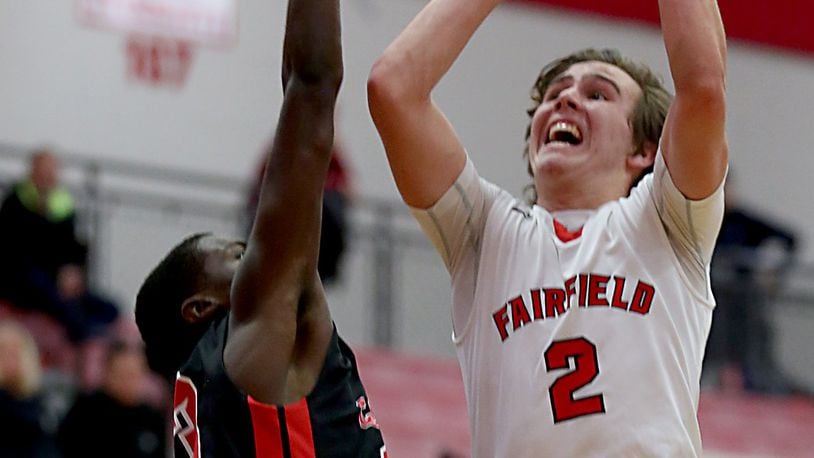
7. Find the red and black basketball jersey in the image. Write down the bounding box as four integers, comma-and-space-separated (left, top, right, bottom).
173, 318, 387, 458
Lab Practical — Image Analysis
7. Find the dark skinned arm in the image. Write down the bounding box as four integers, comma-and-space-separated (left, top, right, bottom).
223, 0, 342, 405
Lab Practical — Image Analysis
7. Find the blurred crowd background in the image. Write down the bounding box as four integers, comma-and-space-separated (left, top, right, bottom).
1, 0, 813, 456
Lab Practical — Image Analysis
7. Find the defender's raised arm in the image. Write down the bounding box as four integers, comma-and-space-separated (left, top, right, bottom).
225, 0, 342, 404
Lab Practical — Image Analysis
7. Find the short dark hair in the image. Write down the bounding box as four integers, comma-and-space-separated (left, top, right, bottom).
135, 232, 210, 381
523, 48, 673, 203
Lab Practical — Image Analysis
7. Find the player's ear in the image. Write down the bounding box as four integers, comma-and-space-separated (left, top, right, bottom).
628, 140, 657, 172
181, 295, 223, 324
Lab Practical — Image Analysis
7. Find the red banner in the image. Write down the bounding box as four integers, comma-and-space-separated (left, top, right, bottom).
513, 0, 814, 56
126, 36, 194, 87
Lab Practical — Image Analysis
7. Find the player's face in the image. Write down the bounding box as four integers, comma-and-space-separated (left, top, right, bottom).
106, 350, 148, 406
0, 328, 25, 388
527, 61, 642, 203
31, 153, 60, 192
198, 236, 246, 306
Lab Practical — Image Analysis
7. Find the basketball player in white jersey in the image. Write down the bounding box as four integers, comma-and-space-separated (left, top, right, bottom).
368, 0, 727, 456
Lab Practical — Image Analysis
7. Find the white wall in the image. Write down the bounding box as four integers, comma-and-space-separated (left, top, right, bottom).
1, 1, 810, 258
1, 1, 813, 362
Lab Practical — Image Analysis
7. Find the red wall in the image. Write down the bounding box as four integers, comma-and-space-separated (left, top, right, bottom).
513, 0, 814, 55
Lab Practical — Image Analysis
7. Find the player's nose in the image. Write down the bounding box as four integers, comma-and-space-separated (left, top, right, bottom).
554, 90, 580, 111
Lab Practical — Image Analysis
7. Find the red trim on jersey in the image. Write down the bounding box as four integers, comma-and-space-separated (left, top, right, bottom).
173, 375, 200, 458
553, 219, 583, 242
284, 399, 317, 458
248, 396, 285, 458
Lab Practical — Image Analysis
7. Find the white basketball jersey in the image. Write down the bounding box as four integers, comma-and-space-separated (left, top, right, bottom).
413, 152, 724, 457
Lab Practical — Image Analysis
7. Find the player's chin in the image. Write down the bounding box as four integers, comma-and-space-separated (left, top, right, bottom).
532, 155, 569, 177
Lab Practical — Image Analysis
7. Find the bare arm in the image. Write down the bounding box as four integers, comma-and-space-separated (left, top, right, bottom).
659, 0, 728, 199
367, 0, 501, 208
224, 0, 342, 404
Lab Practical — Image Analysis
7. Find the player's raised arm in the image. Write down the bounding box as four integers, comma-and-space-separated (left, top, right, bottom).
367, 0, 501, 209
224, 0, 342, 404
658, 0, 728, 199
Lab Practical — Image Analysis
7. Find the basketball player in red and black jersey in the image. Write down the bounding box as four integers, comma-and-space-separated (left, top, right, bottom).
134, 0, 387, 456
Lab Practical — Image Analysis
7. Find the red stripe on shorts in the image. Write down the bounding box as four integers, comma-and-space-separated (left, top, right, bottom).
248, 396, 285, 458
284, 399, 316, 458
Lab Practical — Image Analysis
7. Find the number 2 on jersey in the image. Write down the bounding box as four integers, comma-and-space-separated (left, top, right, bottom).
544, 337, 606, 423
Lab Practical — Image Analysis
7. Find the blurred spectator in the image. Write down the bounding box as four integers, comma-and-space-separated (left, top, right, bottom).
245, 141, 352, 284
57, 340, 167, 458
705, 178, 799, 394
0, 322, 59, 457
0, 147, 119, 342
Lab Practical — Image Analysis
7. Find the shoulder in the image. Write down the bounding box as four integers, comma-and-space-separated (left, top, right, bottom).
0, 186, 23, 209
306, 327, 369, 403
48, 186, 75, 221
311, 327, 349, 386
480, 196, 536, 240
179, 317, 229, 380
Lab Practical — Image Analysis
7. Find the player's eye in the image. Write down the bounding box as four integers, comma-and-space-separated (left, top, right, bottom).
544, 89, 562, 101
589, 90, 607, 101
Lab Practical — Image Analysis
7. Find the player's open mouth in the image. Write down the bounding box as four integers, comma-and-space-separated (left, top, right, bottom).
545, 121, 583, 147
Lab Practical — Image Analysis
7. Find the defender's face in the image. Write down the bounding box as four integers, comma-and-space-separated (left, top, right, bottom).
197, 235, 246, 306
527, 61, 642, 200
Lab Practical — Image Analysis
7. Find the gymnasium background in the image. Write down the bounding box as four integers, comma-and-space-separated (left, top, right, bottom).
1, 0, 813, 456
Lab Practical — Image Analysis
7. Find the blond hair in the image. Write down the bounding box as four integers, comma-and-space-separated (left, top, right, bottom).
0, 322, 42, 398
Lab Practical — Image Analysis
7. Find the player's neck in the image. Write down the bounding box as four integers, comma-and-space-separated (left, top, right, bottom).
537, 191, 611, 213
549, 209, 594, 231
536, 178, 626, 212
